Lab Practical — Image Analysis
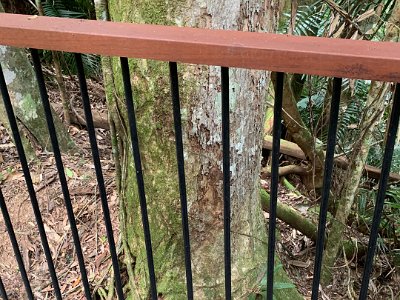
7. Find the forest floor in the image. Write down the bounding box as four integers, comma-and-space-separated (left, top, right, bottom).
0, 77, 118, 299
0, 76, 398, 299
261, 177, 399, 300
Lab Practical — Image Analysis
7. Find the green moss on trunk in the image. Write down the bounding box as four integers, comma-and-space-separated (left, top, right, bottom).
105, 1, 301, 299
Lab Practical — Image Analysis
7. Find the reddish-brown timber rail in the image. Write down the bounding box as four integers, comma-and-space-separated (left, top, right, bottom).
0, 13, 400, 82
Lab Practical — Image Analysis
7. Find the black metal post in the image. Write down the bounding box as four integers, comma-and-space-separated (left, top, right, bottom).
74, 53, 124, 299
266, 72, 284, 300
169, 61, 194, 299
120, 57, 157, 300
0, 276, 8, 300
311, 77, 342, 299
0, 61, 63, 300
359, 83, 400, 300
0, 187, 33, 300
30, 49, 92, 300
221, 66, 231, 300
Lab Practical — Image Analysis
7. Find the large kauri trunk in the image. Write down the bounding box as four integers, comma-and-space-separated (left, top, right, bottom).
103, 0, 301, 298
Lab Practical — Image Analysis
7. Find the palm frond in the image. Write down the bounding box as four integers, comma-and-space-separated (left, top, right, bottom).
42, 0, 88, 19
336, 97, 364, 145
294, 5, 328, 36
38, 0, 99, 76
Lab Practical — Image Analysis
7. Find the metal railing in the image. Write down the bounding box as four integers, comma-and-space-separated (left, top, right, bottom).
0, 13, 399, 300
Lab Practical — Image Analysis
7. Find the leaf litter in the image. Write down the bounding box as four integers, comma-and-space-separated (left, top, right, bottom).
0, 77, 120, 299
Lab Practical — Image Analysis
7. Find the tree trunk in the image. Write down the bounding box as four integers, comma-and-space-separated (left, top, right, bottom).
0, 3, 75, 154
270, 72, 325, 190
99, 0, 302, 299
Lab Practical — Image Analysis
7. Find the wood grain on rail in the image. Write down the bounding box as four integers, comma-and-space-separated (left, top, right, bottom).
1, 13, 400, 82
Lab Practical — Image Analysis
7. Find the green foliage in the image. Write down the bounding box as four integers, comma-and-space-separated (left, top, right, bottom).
367, 133, 400, 174
296, 7, 327, 36
356, 184, 400, 244
281, 0, 395, 41
37, 0, 100, 76
41, 0, 94, 18
336, 99, 362, 145
42, 0, 86, 18
286, 0, 396, 153
385, 187, 400, 239
325, 0, 394, 39
280, 1, 328, 36
297, 81, 325, 131
53, 51, 100, 77
296, 76, 329, 146
296, 77, 368, 150
336, 79, 369, 151
390, 146, 400, 174
249, 264, 296, 299
65, 167, 74, 178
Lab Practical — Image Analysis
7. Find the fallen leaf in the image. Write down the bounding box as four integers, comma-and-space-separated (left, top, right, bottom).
72, 277, 81, 288
31, 172, 41, 184
5, 171, 24, 182
44, 223, 62, 244
0, 143, 14, 150
95, 250, 108, 270
65, 168, 74, 178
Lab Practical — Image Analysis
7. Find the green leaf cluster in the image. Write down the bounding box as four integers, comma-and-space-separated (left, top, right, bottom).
36, 0, 100, 76
248, 264, 296, 299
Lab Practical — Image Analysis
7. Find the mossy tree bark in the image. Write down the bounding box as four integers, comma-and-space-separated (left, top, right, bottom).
97, 0, 302, 299
0, 3, 74, 155
321, 0, 400, 284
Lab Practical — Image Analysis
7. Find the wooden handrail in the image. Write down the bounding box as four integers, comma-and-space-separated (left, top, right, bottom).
0, 13, 400, 82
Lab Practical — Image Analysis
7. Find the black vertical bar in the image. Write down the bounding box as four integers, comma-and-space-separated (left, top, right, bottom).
30, 49, 92, 300
0, 187, 33, 300
169, 61, 194, 299
74, 54, 124, 300
221, 66, 231, 300
267, 72, 284, 300
311, 77, 342, 300
359, 83, 400, 300
120, 57, 157, 300
0, 62, 63, 300
0, 276, 8, 300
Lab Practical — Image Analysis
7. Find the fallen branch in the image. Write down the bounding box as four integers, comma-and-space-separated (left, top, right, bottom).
263, 135, 400, 182
52, 103, 110, 130
263, 135, 306, 160
259, 189, 366, 258
260, 189, 317, 240
281, 177, 301, 196
261, 164, 306, 178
